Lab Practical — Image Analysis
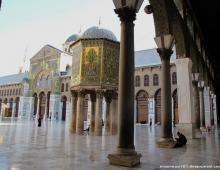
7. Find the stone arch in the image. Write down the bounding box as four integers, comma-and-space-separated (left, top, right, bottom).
172, 89, 179, 125
136, 90, 149, 124
149, 0, 189, 59
61, 95, 67, 121
154, 88, 161, 124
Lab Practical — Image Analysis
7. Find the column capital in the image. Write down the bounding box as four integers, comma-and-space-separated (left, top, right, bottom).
114, 7, 136, 22
96, 89, 104, 98
104, 90, 114, 103
71, 91, 78, 98
156, 48, 173, 61
77, 88, 86, 97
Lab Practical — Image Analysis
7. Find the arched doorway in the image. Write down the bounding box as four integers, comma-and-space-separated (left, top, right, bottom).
173, 89, 179, 125
46, 91, 51, 118
136, 90, 149, 124
39, 92, 46, 119
33, 93, 38, 117
155, 89, 161, 124
15, 97, 19, 117
61, 96, 67, 121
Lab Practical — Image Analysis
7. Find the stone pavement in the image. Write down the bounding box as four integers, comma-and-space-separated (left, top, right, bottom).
0, 119, 219, 170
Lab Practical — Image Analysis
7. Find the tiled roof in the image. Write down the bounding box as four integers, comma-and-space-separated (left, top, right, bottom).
135, 48, 176, 67
0, 72, 29, 85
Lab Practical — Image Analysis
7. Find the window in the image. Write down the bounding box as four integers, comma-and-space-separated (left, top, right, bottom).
13, 89, 15, 95
144, 75, 149, 86
10, 89, 12, 96
19, 88, 21, 95
61, 83, 64, 92
172, 72, 177, 84
7, 89, 9, 96
65, 83, 69, 92
16, 89, 18, 95
153, 74, 159, 86
135, 75, 140, 87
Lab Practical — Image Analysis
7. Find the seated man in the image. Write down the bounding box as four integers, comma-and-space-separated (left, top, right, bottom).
175, 132, 187, 148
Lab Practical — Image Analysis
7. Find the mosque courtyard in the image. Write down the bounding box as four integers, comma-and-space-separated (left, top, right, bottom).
0, 118, 219, 170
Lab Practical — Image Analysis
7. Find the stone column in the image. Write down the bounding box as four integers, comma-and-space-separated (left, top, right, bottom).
44, 97, 48, 121
213, 95, 218, 128
36, 97, 40, 120
110, 93, 118, 135
176, 58, 195, 138
204, 87, 211, 128
70, 92, 77, 133
12, 102, 16, 118
108, 7, 141, 167
148, 97, 155, 126
76, 90, 85, 135
198, 85, 205, 129
105, 91, 112, 134
90, 93, 96, 133
192, 79, 201, 135
210, 92, 215, 127
157, 49, 175, 147
95, 90, 103, 136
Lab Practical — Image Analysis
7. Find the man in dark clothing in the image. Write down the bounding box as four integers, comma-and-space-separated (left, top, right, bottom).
38, 117, 41, 127
175, 132, 187, 148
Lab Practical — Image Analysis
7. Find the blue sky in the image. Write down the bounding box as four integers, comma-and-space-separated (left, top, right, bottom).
0, 0, 155, 76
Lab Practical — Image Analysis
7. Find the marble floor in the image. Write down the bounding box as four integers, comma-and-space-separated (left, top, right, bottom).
0, 119, 219, 170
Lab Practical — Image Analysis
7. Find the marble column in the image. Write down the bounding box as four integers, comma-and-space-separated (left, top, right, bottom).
76, 90, 85, 135
198, 85, 205, 129
157, 48, 175, 148
36, 96, 40, 120
108, 7, 141, 167
110, 93, 118, 135
176, 58, 195, 138
204, 87, 211, 128
90, 93, 96, 133
12, 102, 16, 118
192, 79, 201, 135
70, 92, 77, 133
105, 92, 112, 134
210, 94, 214, 127
95, 90, 103, 136
43, 97, 48, 121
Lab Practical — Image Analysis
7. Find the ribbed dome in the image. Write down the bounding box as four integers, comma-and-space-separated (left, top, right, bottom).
65, 34, 80, 43
81, 26, 117, 42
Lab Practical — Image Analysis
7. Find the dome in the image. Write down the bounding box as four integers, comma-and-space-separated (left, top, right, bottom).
65, 34, 80, 43
81, 26, 117, 42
